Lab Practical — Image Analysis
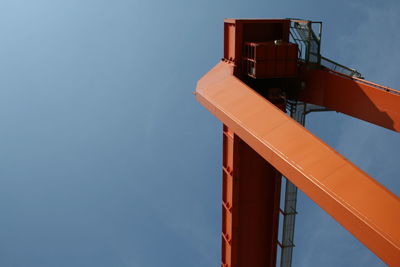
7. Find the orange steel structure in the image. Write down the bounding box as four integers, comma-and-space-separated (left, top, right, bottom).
195, 19, 400, 267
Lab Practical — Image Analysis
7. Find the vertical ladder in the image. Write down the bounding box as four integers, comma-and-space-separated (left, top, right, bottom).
279, 101, 305, 267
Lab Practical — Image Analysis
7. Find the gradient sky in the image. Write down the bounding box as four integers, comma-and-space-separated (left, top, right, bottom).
0, 0, 399, 266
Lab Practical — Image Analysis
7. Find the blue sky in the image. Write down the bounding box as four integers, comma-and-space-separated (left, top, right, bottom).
0, 0, 398, 266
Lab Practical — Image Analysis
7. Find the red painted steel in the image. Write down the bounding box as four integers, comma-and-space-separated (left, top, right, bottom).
221, 126, 234, 267
221, 125, 281, 267
299, 67, 400, 132
244, 41, 298, 78
197, 18, 400, 266
232, 135, 281, 267
196, 61, 400, 266
223, 19, 290, 76
218, 19, 292, 266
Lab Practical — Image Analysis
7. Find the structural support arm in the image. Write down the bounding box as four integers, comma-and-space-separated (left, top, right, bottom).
196, 61, 400, 266
299, 67, 400, 132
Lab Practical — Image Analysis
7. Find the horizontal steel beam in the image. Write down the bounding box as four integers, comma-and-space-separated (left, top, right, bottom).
299, 67, 400, 132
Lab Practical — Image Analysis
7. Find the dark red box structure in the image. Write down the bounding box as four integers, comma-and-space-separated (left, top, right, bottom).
244, 41, 298, 78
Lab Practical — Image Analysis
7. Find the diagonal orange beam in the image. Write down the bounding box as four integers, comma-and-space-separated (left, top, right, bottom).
299, 67, 400, 132
196, 61, 400, 266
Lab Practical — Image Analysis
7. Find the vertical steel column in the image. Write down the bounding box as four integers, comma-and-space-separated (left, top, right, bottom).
221, 125, 282, 267
221, 125, 234, 267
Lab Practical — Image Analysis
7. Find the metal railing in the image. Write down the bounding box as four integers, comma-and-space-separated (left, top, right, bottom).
326, 68, 400, 96
288, 18, 364, 80
288, 19, 322, 64
321, 56, 363, 78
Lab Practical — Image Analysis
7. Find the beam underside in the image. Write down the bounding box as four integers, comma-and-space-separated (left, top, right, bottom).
299, 68, 400, 132
196, 62, 400, 266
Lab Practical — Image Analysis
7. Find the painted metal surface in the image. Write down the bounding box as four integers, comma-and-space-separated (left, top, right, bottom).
218, 19, 293, 267
196, 61, 400, 266
243, 41, 298, 78
299, 67, 400, 132
221, 126, 234, 267
223, 19, 290, 76
221, 126, 281, 267
279, 102, 307, 267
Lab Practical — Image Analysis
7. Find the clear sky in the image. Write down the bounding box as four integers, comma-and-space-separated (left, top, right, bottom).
0, 0, 398, 266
